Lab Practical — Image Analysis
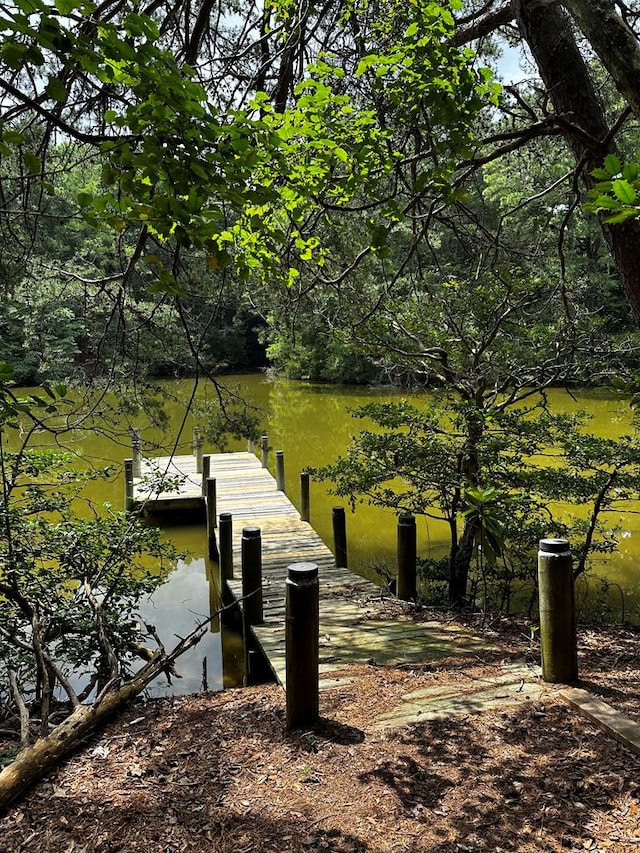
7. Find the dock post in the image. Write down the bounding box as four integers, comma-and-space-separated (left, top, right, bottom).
300, 471, 310, 522
242, 527, 263, 628
219, 512, 233, 580
261, 435, 269, 469
332, 506, 348, 569
206, 478, 218, 560
397, 514, 417, 601
248, 438, 255, 454
275, 450, 285, 492
193, 427, 204, 474
202, 454, 211, 496
537, 538, 578, 683
124, 458, 133, 512
286, 563, 320, 731
131, 429, 142, 478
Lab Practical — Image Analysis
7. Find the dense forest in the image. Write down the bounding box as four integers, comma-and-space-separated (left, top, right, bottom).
4, 0, 640, 798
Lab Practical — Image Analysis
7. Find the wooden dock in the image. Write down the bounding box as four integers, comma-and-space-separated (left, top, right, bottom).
131, 450, 493, 687
202, 452, 490, 690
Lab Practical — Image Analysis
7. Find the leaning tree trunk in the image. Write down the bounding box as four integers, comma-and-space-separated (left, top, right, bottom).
0, 623, 208, 814
515, 0, 640, 321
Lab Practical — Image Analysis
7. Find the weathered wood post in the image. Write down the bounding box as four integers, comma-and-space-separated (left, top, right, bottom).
275, 450, 285, 492
300, 471, 310, 522
261, 435, 269, 469
124, 458, 133, 512
201, 454, 211, 496
537, 538, 578, 683
242, 527, 263, 628
242, 526, 263, 685
193, 427, 204, 474
131, 428, 142, 478
248, 438, 255, 454
219, 512, 233, 580
332, 506, 348, 569
397, 514, 417, 601
286, 563, 320, 730
206, 478, 218, 560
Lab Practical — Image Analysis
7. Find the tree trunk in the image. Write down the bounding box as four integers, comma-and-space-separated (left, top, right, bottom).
515, 0, 640, 321
562, 0, 640, 122
0, 624, 208, 814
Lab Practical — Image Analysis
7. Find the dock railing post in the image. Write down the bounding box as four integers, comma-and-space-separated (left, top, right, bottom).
537, 538, 578, 683
242, 527, 263, 628
286, 563, 320, 730
300, 471, 310, 522
332, 506, 348, 569
202, 454, 211, 496
193, 427, 204, 474
219, 512, 233, 580
124, 458, 133, 512
397, 514, 417, 601
242, 526, 263, 684
131, 428, 142, 478
206, 478, 218, 560
275, 450, 285, 492
261, 435, 269, 469
248, 438, 255, 454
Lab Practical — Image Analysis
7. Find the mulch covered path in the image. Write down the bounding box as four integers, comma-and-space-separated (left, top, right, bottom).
1, 614, 639, 853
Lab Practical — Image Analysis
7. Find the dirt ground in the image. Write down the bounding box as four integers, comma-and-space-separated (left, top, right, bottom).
1, 612, 639, 853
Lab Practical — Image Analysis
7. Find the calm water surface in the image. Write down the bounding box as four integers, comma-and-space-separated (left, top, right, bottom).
13, 374, 640, 692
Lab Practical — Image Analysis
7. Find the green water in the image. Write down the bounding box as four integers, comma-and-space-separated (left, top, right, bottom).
10, 374, 640, 691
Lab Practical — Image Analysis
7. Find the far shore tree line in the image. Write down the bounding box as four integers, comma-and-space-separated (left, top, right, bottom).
4, 0, 640, 798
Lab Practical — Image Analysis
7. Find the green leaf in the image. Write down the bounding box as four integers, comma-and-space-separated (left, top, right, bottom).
604, 154, 622, 176
623, 162, 639, 182
612, 179, 637, 204
45, 76, 67, 103
23, 150, 41, 174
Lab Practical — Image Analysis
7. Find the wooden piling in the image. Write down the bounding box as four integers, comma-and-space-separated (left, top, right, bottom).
242, 527, 263, 628
248, 438, 255, 454
219, 512, 233, 580
131, 429, 142, 478
202, 454, 211, 496
261, 435, 269, 469
397, 514, 417, 601
537, 538, 578, 683
124, 458, 133, 512
332, 507, 348, 569
193, 427, 204, 474
206, 478, 218, 560
300, 471, 310, 522
285, 563, 320, 730
275, 450, 285, 492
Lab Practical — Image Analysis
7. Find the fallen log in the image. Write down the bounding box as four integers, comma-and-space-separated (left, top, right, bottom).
0, 619, 209, 814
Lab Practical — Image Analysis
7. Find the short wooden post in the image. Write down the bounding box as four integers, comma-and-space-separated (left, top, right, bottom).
206, 478, 218, 560
300, 471, 310, 522
131, 428, 142, 478
219, 512, 233, 580
242, 527, 263, 628
202, 454, 211, 496
275, 450, 285, 492
193, 427, 204, 474
332, 506, 348, 569
286, 563, 320, 730
537, 538, 578, 683
261, 435, 269, 469
397, 514, 417, 601
248, 438, 255, 454
124, 458, 133, 512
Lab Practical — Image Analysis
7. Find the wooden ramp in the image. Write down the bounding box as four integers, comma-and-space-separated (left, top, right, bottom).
210, 452, 491, 690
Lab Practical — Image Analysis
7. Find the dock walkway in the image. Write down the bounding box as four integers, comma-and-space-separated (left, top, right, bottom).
207, 452, 494, 691
131, 449, 543, 720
